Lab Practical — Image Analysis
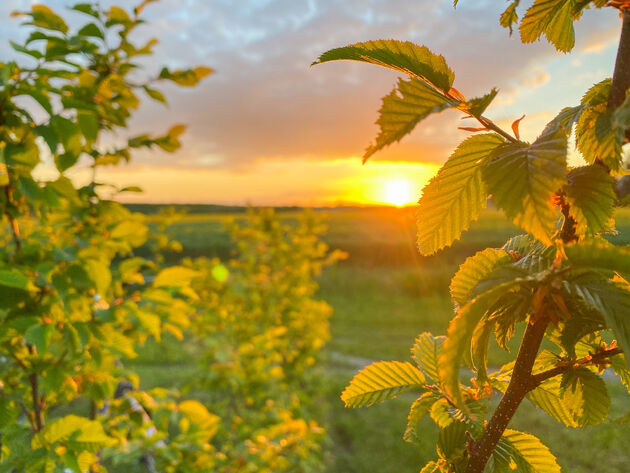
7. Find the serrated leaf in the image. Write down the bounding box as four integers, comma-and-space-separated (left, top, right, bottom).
499, 429, 561, 473
417, 133, 505, 254
404, 392, 436, 442
610, 353, 630, 393
411, 332, 445, 383
463, 88, 498, 117
520, 0, 575, 52
313, 40, 455, 92
564, 165, 615, 236
566, 276, 630, 360
564, 240, 630, 275
450, 247, 511, 307
440, 280, 525, 408
436, 421, 468, 461
364, 78, 454, 161
560, 368, 610, 426
575, 80, 627, 171
500, 1, 520, 34
341, 361, 426, 408
544, 0, 575, 52
483, 125, 567, 245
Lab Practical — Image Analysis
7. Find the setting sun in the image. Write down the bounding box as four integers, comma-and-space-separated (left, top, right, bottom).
382, 178, 417, 207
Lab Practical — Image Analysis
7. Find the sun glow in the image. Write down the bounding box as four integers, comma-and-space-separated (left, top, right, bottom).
381, 178, 417, 207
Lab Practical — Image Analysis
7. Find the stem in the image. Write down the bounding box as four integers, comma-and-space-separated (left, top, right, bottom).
27, 346, 43, 432
531, 347, 623, 386
4, 185, 21, 258
466, 317, 548, 473
609, 10, 630, 110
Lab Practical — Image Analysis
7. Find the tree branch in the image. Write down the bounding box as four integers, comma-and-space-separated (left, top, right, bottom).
609, 9, 630, 110
465, 316, 549, 473
530, 347, 623, 387
27, 345, 43, 432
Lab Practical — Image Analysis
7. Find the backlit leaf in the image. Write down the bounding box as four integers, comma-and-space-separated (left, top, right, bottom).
564, 165, 615, 236
364, 77, 454, 162
417, 134, 505, 254
313, 40, 455, 92
403, 392, 436, 442
483, 125, 567, 245
411, 332, 445, 383
450, 247, 511, 307
499, 429, 561, 473
341, 361, 426, 407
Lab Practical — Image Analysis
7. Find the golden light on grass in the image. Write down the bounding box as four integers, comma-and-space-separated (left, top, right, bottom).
381, 178, 416, 207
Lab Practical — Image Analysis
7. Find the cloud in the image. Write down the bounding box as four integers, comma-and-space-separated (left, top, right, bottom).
0, 1, 622, 203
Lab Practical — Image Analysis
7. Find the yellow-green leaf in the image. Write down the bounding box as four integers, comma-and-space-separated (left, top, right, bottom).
483, 125, 567, 245
417, 134, 505, 254
341, 361, 426, 408
364, 77, 454, 162
313, 40, 455, 92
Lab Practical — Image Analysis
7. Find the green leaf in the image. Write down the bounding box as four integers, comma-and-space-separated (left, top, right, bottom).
450, 247, 511, 307
464, 88, 498, 117
560, 368, 610, 426
564, 240, 630, 275
500, 1, 520, 34
313, 40, 455, 92
77, 110, 99, 142
77, 23, 103, 39
403, 392, 436, 443
411, 332, 445, 383
154, 266, 201, 288
567, 276, 630, 360
85, 259, 111, 296
0, 269, 33, 290
51, 115, 83, 156
436, 421, 467, 461
417, 134, 505, 254
564, 165, 615, 236
544, 0, 575, 52
24, 324, 53, 354
143, 86, 167, 104
439, 279, 525, 408
520, 0, 575, 52
32, 415, 114, 449
341, 361, 426, 407
483, 125, 567, 245
27, 5, 69, 33
610, 353, 630, 393
158, 66, 213, 86
575, 80, 628, 171
71, 3, 100, 18
498, 429, 561, 473
364, 77, 454, 162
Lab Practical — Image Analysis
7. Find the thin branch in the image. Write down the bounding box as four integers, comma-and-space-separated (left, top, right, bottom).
530, 347, 623, 387
465, 317, 549, 473
27, 345, 43, 432
609, 9, 630, 109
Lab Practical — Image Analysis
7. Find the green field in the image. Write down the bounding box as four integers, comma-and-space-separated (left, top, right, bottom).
137, 205, 630, 473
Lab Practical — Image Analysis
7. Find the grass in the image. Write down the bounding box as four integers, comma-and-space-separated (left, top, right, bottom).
132, 205, 630, 473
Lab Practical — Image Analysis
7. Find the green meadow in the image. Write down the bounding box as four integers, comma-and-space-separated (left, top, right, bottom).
133, 205, 630, 473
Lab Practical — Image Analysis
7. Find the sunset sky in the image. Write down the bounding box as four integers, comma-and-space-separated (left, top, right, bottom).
0, 1, 623, 206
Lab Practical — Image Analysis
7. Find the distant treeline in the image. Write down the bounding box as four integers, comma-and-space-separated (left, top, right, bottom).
124, 203, 393, 215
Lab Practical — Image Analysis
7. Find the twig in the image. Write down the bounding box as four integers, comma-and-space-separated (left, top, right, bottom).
530, 347, 623, 387
465, 317, 549, 473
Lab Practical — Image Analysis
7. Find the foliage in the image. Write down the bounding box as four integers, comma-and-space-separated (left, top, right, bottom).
316, 1, 630, 472
0, 2, 217, 471
186, 209, 345, 473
